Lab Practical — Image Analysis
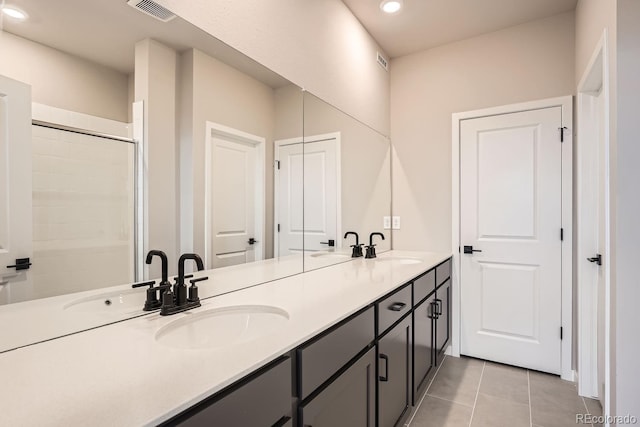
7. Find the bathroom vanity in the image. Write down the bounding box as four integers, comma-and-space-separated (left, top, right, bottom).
0, 251, 451, 426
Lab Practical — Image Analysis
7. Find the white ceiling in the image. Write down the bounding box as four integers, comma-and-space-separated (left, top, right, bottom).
342, 0, 578, 58
1, 0, 291, 88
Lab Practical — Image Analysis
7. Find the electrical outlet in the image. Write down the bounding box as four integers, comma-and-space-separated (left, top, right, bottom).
383, 216, 391, 230
392, 216, 401, 230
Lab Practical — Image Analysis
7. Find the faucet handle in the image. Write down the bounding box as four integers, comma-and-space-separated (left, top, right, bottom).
132, 280, 156, 289
173, 274, 194, 282
188, 277, 207, 302
189, 277, 208, 285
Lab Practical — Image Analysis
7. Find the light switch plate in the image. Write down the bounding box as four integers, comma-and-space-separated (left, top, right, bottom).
383, 216, 391, 230
392, 216, 401, 230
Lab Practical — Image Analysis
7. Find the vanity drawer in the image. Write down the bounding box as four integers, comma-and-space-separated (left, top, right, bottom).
413, 270, 435, 306
377, 284, 412, 336
436, 259, 451, 287
298, 306, 375, 400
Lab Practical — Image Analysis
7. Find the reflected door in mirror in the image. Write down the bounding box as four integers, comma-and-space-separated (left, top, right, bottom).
0, 75, 33, 305
275, 142, 304, 256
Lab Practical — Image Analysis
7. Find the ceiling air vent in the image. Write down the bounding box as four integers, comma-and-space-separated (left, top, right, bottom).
127, 0, 177, 22
377, 52, 389, 72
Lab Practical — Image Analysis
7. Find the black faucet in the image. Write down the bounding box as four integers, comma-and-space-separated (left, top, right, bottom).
131, 250, 172, 311
365, 232, 385, 259
160, 253, 206, 316
344, 231, 363, 258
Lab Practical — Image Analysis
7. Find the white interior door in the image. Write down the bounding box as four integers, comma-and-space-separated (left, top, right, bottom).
578, 88, 608, 402
275, 141, 304, 256
460, 107, 563, 374
209, 136, 257, 268
303, 137, 339, 252
0, 75, 33, 305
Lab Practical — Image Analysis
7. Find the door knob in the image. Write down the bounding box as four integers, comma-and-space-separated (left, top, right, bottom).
6, 258, 32, 271
248, 238, 258, 245
587, 254, 602, 266
463, 246, 482, 254
320, 239, 335, 247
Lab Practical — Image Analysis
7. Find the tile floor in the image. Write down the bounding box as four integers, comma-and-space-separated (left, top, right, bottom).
407, 356, 603, 427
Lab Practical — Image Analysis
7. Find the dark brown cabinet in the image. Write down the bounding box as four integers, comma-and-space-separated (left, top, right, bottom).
167, 357, 292, 427
164, 257, 453, 427
435, 278, 451, 365
378, 315, 412, 427
413, 293, 436, 405
299, 347, 376, 427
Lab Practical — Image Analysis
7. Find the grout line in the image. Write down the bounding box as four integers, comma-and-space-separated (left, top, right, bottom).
467, 361, 486, 427
406, 355, 448, 426
426, 393, 474, 407
580, 396, 594, 427
527, 370, 533, 427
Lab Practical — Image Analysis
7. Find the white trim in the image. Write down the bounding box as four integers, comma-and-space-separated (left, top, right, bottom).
451, 95, 574, 381
273, 132, 343, 257
576, 30, 611, 418
204, 121, 266, 268
132, 101, 145, 282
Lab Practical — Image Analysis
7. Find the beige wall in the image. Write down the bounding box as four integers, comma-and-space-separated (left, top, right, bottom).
156, 0, 390, 136
135, 39, 179, 278
390, 12, 575, 253
0, 31, 129, 122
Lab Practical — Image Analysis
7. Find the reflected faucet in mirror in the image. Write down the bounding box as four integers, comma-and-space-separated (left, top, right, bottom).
365, 232, 385, 259
344, 232, 363, 258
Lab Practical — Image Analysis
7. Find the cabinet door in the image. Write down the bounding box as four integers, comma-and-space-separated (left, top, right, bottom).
413, 294, 436, 405
378, 316, 412, 427
435, 279, 451, 361
169, 357, 291, 427
300, 347, 375, 427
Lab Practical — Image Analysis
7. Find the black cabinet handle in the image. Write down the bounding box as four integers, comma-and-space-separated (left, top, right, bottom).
6, 258, 31, 271
388, 302, 406, 312
427, 301, 437, 319
435, 298, 443, 316
379, 354, 389, 382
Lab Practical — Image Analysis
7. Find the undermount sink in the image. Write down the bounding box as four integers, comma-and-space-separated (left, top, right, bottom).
63, 288, 145, 314
371, 257, 422, 265
155, 305, 290, 350
310, 252, 351, 259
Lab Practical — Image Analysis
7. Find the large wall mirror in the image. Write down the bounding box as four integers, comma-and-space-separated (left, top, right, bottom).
0, 0, 391, 353
0, 0, 303, 352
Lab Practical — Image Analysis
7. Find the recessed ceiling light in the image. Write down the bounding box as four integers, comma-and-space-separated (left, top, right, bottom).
1, 6, 28, 21
380, 0, 403, 14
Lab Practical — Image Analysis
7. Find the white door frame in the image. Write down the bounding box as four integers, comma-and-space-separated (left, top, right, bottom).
576, 30, 611, 410
274, 132, 342, 257
204, 121, 265, 268
452, 96, 574, 381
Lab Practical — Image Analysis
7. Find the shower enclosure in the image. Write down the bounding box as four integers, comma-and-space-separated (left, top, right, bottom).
29, 121, 137, 301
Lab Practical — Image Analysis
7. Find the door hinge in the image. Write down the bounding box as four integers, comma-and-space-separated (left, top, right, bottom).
560, 326, 563, 340
275, 160, 280, 170
560, 228, 564, 241
277, 223, 280, 232
560, 126, 568, 142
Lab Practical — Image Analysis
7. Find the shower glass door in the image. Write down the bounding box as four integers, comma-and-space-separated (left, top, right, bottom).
29, 123, 136, 302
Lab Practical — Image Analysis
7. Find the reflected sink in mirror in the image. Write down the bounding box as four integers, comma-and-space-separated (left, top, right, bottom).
310, 252, 351, 260
371, 257, 422, 265
155, 305, 289, 350
63, 289, 146, 314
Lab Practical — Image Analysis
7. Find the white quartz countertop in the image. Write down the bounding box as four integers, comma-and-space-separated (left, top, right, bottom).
0, 251, 450, 426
